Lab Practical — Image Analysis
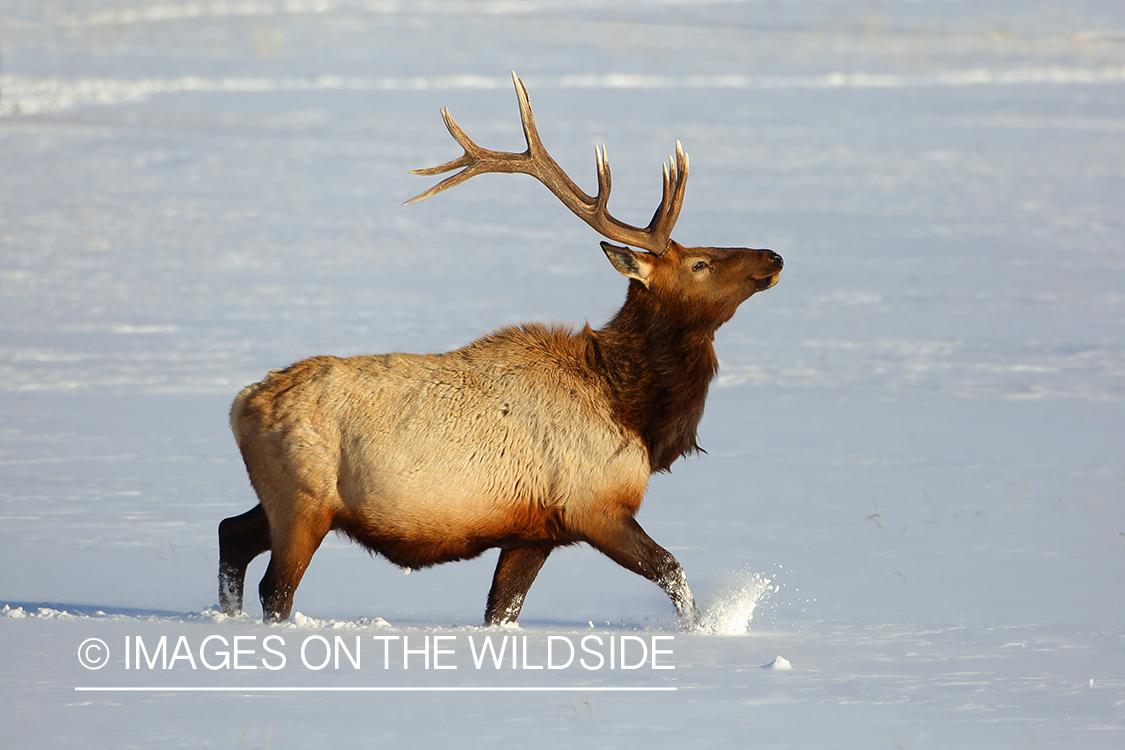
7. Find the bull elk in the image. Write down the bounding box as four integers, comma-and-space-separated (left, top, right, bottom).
218, 72, 782, 628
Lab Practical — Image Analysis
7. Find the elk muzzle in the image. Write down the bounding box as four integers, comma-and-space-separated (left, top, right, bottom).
750, 249, 784, 291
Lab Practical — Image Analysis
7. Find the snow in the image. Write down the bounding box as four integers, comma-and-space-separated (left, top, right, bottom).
1, 0, 1123, 747
761, 655, 791, 671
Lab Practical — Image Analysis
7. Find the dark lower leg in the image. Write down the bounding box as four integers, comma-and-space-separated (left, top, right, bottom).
217, 505, 271, 615
258, 559, 298, 622
484, 546, 551, 625
588, 517, 702, 629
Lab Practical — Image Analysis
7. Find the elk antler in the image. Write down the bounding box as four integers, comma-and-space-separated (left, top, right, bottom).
405, 72, 688, 257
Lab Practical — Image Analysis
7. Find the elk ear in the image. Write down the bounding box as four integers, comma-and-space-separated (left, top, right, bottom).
601, 241, 655, 286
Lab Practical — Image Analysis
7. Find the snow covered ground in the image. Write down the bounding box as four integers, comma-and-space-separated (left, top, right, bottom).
1, 1, 1123, 747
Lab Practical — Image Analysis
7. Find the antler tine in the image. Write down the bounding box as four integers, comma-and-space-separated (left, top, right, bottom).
594, 144, 612, 213
646, 141, 689, 254
409, 110, 476, 175
403, 109, 484, 205
668, 140, 690, 232
511, 71, 542, 159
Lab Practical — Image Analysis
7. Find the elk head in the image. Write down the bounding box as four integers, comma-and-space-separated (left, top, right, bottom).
406, 71, 783, 329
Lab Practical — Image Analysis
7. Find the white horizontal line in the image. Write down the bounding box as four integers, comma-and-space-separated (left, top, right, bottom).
75, 685, 676, 692
5, 66, 1125, 116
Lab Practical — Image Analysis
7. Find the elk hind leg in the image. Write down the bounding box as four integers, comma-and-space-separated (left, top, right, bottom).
218, 505, 271, 616
587, 517, 702, 629
258, 507, 331, 622
484, 546, 551, 626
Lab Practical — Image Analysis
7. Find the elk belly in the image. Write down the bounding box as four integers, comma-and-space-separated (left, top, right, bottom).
332, 407, 648, 568
333, 435, 648, 567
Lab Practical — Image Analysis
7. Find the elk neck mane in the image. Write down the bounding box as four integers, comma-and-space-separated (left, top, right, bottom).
585, 278, 720, 473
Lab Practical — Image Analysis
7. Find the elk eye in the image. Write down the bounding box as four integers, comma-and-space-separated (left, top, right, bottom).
691, 260, 709, 273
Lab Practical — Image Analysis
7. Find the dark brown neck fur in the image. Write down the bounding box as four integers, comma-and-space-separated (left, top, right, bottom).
586, 280, 721, 473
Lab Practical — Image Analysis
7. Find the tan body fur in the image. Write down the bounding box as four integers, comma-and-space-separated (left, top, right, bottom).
231, 324, 649, 572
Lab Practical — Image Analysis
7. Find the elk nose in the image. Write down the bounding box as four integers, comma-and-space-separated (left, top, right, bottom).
766, 250, 783, 269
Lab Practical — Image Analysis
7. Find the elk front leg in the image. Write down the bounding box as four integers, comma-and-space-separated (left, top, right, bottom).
484, 546, 551, 626
587, 516, 702, 629
218, 505, 271, 616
